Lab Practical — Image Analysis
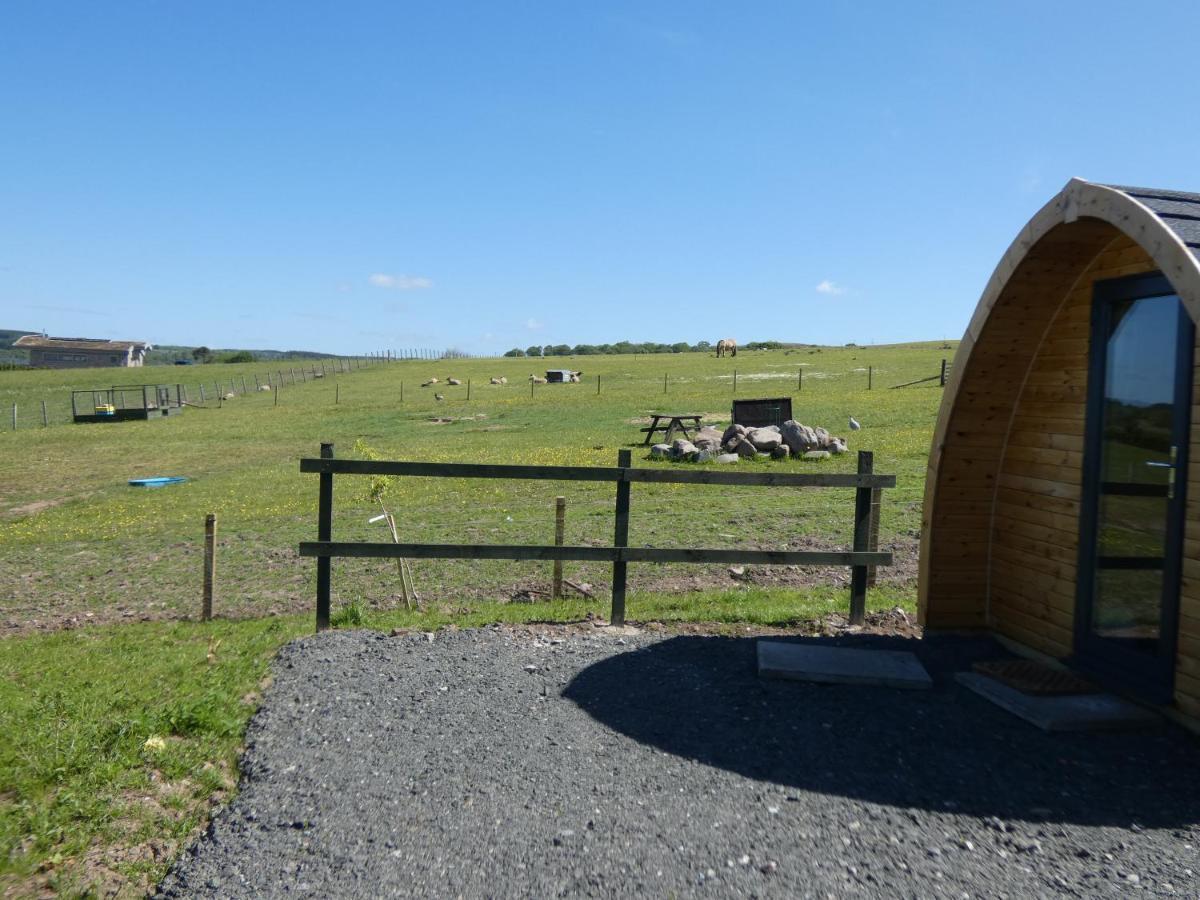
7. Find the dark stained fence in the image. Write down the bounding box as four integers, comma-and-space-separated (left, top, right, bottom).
299, 444, 895, 632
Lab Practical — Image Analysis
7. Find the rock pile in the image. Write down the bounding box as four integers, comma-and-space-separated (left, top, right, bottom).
650, 421, 848, 464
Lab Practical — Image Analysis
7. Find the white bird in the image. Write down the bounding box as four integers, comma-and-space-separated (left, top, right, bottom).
849, 416, 861, 431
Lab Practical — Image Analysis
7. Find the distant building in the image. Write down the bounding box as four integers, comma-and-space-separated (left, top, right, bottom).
15, 334, 152, 368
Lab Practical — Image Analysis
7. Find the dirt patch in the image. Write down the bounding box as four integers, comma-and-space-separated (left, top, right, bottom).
3, 497, 67, 519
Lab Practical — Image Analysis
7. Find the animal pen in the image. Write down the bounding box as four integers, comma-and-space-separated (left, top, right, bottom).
299, 443, 894, 631
920, 178, 1200, 728
71, 384, 184, 423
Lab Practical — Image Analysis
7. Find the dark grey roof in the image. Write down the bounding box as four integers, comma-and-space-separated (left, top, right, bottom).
1105, 184, 1200, 259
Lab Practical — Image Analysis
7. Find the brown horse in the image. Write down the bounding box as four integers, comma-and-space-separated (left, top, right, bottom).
716, 338, 737, 358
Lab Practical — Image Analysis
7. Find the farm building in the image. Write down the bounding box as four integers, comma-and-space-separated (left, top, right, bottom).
920, 178, 1200, 726
14, 334, 152, 368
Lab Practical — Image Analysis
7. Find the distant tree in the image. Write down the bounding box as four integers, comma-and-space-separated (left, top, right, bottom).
671, 342, 690, 354
545, 343, 571, 357
526, 345, 544, 358
192, 346, 212, 362
222, 350, 255, 363
694, 340, 711, 353
503, 347, 526, 357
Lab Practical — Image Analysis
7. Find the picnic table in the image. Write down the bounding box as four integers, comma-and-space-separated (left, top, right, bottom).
640, 413, 703, 445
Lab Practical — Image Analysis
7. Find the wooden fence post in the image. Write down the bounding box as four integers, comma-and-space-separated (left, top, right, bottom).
316, 442, 335, 631
798, 368, 802, 391
597, 374, 601, 395
552, 496, 566, 599
868, 366, 873, 390
467, 379, 471, 401
733, 369, 737, 393
41, 400, 48, 427
940, 358, 947, 387
336, 384, 340, 404
611, 449, 632, 625
866, 480, 882, 589
200, 384, 206, 402
849, 451, 873, 625
11, 404, 16, 431
664, 373, 668, 394
203, 514, 217, 621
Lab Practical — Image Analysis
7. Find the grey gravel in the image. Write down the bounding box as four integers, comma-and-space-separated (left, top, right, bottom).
157, 627, 1200, 898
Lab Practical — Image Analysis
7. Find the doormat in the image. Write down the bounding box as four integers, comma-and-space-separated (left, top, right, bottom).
972, 659, 1097, 696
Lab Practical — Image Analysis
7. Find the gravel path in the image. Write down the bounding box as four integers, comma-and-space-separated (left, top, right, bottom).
158, 626, 1200, 898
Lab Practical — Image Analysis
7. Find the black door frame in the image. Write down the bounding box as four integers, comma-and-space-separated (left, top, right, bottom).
1074, 271, 1191, 702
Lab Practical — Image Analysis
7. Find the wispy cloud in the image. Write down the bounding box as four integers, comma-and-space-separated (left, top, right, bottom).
526, 318, 543, 331
368, 273, 433, 290
815, 280, 846, 296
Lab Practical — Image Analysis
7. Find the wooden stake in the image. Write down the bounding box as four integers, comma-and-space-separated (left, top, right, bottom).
552, 496, 566, 599
336, 384, 340, 404
41, 400, 48, 427
203, 514, 217, 621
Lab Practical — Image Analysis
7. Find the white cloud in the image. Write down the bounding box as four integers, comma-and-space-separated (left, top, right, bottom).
815, 279, 846, 296
526, 318, 543, 330
368, 273, 433, 290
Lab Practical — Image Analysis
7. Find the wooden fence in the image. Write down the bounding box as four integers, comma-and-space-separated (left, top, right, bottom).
298, 443, 895, 632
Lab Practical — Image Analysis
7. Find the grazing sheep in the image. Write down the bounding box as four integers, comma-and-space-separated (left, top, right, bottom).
446, 377, 462, 386
258, 385, 272, 392
529, 374, 548, 384
434, 393, 445, 401
422, 378, 439, 387
489, 377, 506, 385
568, 371, 581, 383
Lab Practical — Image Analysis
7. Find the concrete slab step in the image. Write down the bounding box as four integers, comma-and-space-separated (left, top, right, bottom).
955, 672, 1161, 732
757, 640, 933, 690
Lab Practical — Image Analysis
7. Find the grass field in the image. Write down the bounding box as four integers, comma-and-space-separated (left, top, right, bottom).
0, 342, 953, 895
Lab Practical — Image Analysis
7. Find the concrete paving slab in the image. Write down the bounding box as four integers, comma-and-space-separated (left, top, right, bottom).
757, 641, 932, 690
955, 672, 1161, 732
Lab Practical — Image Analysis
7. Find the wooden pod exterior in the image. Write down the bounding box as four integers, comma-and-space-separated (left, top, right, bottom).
919, 178, 1200, 723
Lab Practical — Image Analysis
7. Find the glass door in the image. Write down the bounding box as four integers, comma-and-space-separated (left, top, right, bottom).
1076, 273, 1192, 700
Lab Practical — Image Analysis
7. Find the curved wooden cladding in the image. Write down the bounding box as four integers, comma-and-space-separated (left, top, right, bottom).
919, 219, 1123, 629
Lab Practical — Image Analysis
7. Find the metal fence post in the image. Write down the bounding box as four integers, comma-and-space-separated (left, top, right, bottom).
849, 450, 873, 625
611, 449, 632, 625
316, 442, 335, 631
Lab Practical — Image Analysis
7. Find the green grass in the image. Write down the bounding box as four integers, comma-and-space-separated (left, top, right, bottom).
0, 344, 951, 627
0, 342, 952, 895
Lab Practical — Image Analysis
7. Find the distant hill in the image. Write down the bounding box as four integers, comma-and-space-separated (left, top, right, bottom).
0, 330, 345, 367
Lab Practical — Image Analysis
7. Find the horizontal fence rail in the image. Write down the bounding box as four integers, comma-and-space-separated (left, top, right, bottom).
300, 443, 894, 631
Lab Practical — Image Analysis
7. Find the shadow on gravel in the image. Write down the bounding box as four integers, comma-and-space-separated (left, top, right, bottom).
563, 633, 1200, 828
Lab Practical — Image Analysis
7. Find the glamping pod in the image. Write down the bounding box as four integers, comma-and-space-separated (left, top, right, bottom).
920, 178, 1200, 724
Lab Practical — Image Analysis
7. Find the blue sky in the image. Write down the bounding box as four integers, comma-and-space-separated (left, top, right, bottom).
3, 2, 1199, 356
